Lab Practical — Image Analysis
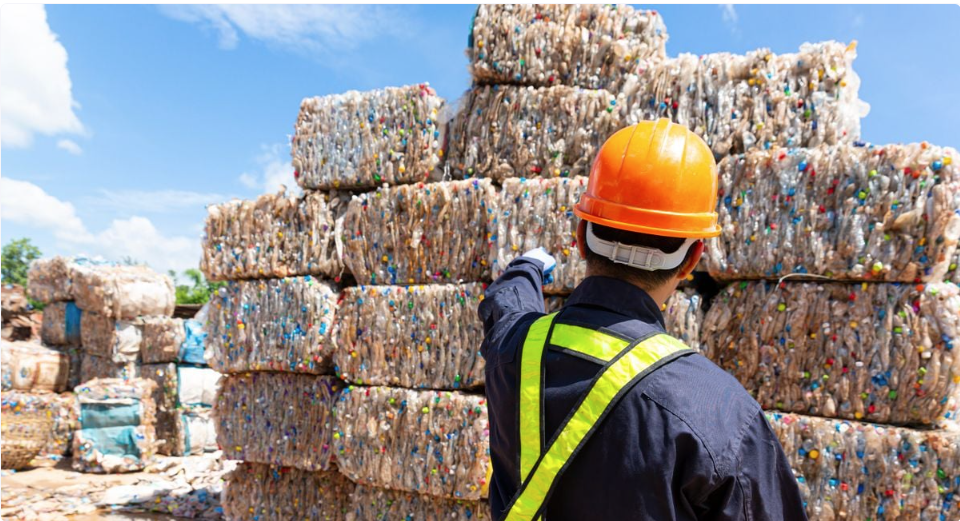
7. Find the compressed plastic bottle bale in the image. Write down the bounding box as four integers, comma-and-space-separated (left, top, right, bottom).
201, 190, 347, 282
292, 84, 446, 191
215, 372, 340, 471
1, 391, 79, 466
767, 411, 960, 521
468, 4, 667, 89
26, 256, 78, 302
446, 85, 622, 181
207, 277, 338, 375
40, 301, 82, 346
80, 312, 142, 363
706, 143, 960, 282
79, 353, 140, 383
341, 179, 498, 285
662, 289, 703, 351
73, 377, 158, 473
347, 484, 492, 521
142, 363, 180, 456
449, 42, 866, 180
631, 41, 866, 156
222, 462, 354, 521
335, 283, 485, 390
140, 316, 185, 364
73, 265, 175, 319
703, 281, 960, 426
333, 386, 490, 500
494, 176, 588, 293
1, 340, 71, 392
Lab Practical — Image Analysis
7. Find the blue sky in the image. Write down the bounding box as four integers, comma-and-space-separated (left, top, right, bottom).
2, 4, 958, 274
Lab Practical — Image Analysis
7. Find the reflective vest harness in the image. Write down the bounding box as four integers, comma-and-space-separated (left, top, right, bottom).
505, 312, 694, 521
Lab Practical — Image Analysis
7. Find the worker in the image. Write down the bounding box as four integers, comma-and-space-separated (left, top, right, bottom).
479, 119, 806, 521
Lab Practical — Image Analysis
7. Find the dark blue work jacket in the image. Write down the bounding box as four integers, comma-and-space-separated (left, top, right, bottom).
479, 256, 807, 520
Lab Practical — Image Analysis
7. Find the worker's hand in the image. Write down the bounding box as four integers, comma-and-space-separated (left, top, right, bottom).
522, 247, 556, 283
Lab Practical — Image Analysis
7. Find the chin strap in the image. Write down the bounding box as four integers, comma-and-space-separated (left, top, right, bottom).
585, 222, 697, 271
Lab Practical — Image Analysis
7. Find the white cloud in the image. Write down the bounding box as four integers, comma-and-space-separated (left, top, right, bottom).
57, 139, 83, 155
159, 5, 406, 55
239, 144, 299, 195
92, 189, 234, 213
720, 4, 740, 35
1, 178, 90, 242
0, 178, 199, 273
1, 4, 84, 148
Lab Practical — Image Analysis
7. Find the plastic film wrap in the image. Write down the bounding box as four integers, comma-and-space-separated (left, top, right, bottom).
1, 340, 71, 392
201, 190, 347, 282
494, 176, 588, 293
215, 372, 340, 471
347, 484, 491, 521
703, 281, 960, 426
292, 84, 445, 191
1, 391, 79, 465
181, 407, 217, 455
707, 144, 959, 282
768, 411, 960, 521
80, 312, 142, 363
79, 353, 140, 383
341, 179, 497, 285
335, 283, 485, 389
468, 4, 667, 89
333, 386, 489, 500
73, 265, 175, 319
141, 316, 185, 364
72, 377, 157, 473
207, 277, 338, 374
40, 301, 82, 346
222, 462, 354, 521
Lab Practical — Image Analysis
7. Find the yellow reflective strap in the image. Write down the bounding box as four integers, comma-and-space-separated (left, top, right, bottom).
506, 335, 690, 521
518, 312, 558, 483
549, 324, 629, 363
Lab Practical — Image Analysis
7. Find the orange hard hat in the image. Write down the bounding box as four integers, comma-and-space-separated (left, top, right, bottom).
574, 118, 720, 239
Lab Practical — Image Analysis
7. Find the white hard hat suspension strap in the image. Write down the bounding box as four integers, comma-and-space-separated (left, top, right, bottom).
585, 222, 697, 271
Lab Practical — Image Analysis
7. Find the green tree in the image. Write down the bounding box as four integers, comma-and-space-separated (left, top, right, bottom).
2, 238, 42, 286
170, 268, 224, 305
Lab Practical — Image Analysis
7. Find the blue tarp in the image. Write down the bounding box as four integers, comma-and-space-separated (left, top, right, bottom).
80, 426, 141, 459
64, 302, 82, 345
178, 319, 207, 365
80, 402, 142, 429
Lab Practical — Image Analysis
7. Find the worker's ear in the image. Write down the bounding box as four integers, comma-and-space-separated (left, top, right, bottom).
576, 220, 587, 258
676, 240, 703, 281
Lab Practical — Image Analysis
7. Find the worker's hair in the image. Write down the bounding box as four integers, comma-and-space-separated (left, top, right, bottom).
583, 222, 694, 291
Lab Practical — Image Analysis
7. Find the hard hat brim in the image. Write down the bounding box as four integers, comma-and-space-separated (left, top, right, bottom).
574, 194, 721, 239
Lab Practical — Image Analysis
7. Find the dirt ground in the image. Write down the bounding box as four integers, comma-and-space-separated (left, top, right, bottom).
1, 454, 229, 520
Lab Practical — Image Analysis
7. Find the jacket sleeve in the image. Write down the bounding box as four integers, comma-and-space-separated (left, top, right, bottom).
700, 411, 808, 521
478, 256, 546, 359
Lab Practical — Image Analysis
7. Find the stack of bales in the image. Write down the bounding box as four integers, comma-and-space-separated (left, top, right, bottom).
452, 5, 708, 340
1, 340, 78, 466
141, 307, 222, 456
72, 377, 158, 473
29, 257, 177, 383
206, 83, 496, 518
700, 143, 960, 519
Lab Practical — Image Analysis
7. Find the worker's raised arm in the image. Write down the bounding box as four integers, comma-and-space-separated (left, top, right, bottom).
477, 248, 555, 337
699, 411, 808, 521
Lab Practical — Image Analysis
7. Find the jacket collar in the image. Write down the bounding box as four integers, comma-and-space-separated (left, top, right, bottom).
564, 276, 665, 327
